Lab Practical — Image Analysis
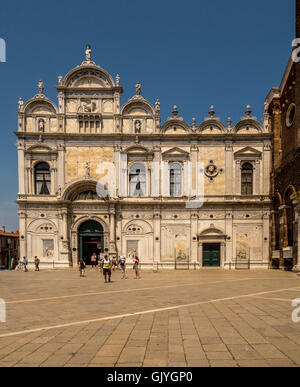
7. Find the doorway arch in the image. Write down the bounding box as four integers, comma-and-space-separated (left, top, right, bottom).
78, 220, 104, 265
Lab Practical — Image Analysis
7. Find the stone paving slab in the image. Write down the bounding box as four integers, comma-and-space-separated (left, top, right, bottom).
0, 269, 300, 367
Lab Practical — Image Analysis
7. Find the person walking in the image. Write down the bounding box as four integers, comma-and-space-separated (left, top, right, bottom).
98, 255, 103, 273
34, 256, 40, 271
133, 256, 140, 279
119, 255, 127, 279
102, 255, 112, 283
112, 256, 117, 272
91, 253, 97, 269
79, 259, 86, 277
23, 256, 28, 272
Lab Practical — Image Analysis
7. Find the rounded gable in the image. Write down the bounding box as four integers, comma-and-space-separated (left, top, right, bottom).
62, 64, 115, 89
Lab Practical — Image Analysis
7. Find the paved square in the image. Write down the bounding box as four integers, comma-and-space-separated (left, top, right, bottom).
0, 268, 300, 367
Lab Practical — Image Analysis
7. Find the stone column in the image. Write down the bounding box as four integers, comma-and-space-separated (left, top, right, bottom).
147, 164, 151, 197
57, 144, 65, 191
263, 143, 271, 195
225, 143, 233, 195
109, 206, 117, 256
153, 212, 161, 264
221, 242, 226, 268
71, 231, 78, 266
225, 212, 233, 267
18, 210, 27, 259
26, 167, 31, 194
114, 145, 121, 197
262, 211, 270, 266
119, 153, 128, 197
191, 146, 198, 197
151, 146, 160, 197
51, 167, 56, 195
254, 159, 261, 195
17, 142, 25, 195
60, 209, 71, 265
190, 213, 198, 265
235, 160, 241, 195
198, 242, 203, 268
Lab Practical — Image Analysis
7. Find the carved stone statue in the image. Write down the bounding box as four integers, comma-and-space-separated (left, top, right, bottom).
80, 99, 97, 113
264, 101, 269, 114
38, 80, 44, 95
58, 75, 63, 85
128, 248, 137, 260
116, 74, 120, 86
136, 81, 141, 96
134, 120, 142, 133
18, 98, 24, 112
38, 119, 45, 132
85, 44, 92, 62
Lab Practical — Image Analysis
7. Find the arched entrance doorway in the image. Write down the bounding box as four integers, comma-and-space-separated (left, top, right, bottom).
78, 220, 104, 265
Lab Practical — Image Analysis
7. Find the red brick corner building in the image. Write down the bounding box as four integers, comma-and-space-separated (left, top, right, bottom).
266, 0, 300, 270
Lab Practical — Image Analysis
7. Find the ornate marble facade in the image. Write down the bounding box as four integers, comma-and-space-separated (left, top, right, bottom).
15, 47, 272, 269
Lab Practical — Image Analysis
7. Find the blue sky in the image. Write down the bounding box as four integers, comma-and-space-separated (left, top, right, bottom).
0, 0, 294, 231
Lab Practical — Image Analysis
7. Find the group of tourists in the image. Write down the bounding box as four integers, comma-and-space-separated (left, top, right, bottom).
13, 256, 40, 272
78, 249, 141, 283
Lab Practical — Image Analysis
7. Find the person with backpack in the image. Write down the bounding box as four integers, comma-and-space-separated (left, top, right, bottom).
102, 255, 112, 283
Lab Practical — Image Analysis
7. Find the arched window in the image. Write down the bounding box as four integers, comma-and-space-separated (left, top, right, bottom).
170, 163, 182, 197
241, 163, 253, 195
129, 163, 147, 197
35, 162, 51, 195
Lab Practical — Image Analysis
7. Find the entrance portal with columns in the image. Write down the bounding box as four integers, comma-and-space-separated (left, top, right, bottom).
78, 220, 104, 265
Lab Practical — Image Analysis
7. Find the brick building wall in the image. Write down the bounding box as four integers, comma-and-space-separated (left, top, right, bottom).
0, 227, 19, 270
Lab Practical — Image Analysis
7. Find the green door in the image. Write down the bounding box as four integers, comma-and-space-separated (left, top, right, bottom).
78, 220, 104, 265
203, 243, 221, 267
